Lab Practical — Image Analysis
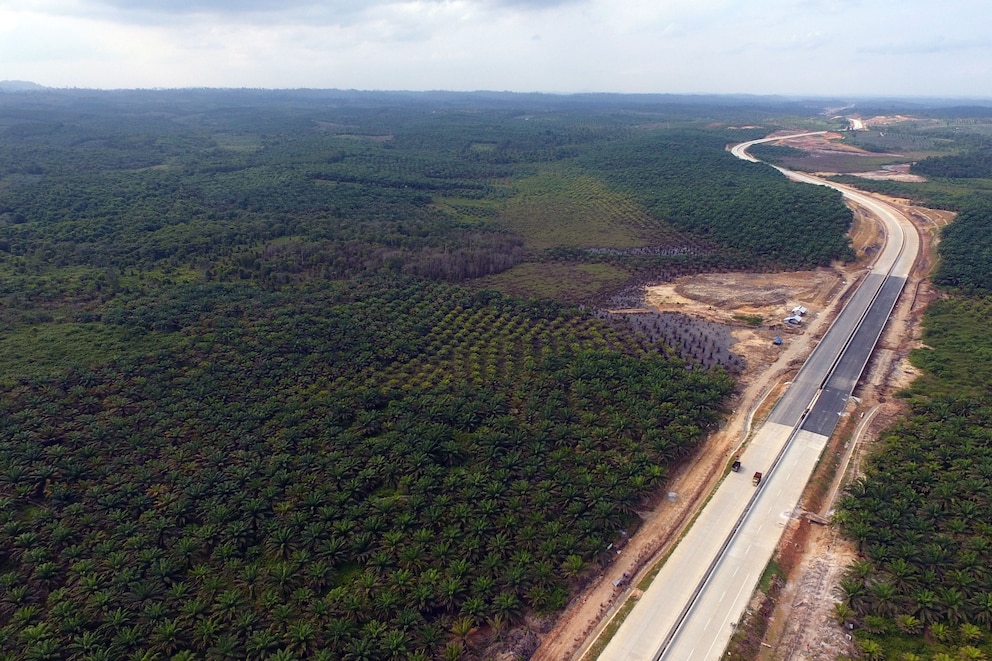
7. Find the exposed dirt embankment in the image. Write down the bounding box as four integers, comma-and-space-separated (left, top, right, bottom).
644, 268, 844, 389
531, 264, 858, 661
753, 198, 943, 661
533, 194, 941, 661
771, 129, 927, 181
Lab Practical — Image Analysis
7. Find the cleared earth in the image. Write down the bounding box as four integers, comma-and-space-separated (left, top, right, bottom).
531, 188, 948, 661
532, 264, 857, 661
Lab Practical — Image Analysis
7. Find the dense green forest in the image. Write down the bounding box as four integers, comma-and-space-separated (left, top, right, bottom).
580, 131, 855, 268
912, 147, 992, 179
0, 88, 863, 660
820, 112, 992, 660
0, 90, 856, 311
836, 296, 992, 660
931, 200, 992, 294
753, 109, 992, 295
0, 277, 735, 660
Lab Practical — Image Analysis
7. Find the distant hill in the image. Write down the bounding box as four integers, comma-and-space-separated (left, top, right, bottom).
0, 80, 47, 91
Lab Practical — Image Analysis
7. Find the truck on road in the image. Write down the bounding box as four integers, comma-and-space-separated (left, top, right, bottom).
752, 471, 762, 486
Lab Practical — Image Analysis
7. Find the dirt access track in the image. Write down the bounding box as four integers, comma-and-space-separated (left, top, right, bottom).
529, 174, 952, 661
530, 266, 859, 661
773, 128, 927, 182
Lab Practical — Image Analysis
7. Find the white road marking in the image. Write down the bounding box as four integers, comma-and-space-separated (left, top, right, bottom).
703, 574, 753, 660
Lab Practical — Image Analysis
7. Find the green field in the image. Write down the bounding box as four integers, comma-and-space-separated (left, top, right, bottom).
497, 165, 662, 251
2, 89, 982, 660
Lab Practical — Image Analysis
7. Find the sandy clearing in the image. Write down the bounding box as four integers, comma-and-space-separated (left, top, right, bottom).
530, 191, 944, 661
530, 262, 864, 661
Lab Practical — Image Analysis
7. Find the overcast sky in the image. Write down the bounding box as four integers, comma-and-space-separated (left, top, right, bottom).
1, 0, 988, 97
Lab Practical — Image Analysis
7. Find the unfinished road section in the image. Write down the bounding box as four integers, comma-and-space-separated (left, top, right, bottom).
596, 134, 919, 661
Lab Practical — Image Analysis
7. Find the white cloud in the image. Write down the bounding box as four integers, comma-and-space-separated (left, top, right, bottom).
0, 0, 989, 96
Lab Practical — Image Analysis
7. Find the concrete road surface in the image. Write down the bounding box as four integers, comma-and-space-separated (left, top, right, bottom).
596, 134, 918, 661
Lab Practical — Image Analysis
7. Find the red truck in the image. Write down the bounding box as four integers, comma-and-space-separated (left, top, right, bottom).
752, 471, 763, 486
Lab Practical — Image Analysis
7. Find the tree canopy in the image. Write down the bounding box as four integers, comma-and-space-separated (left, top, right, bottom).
0, 88, 860, 659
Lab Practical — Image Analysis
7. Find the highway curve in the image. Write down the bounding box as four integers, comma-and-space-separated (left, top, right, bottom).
595, 134, 919, 661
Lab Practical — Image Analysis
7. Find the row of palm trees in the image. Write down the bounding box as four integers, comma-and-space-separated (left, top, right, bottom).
836, 394, 992, 652
581, 130, 857, 270
0, 277, 733, 659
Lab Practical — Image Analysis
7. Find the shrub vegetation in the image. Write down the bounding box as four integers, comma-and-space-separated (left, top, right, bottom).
0, 88, 859, 658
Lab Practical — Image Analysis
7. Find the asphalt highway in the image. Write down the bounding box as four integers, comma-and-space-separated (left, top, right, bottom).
597, 134, 918, 661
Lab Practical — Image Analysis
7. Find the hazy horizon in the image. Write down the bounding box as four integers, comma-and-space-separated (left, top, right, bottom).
2, 0, 989, 98
4, 83, 992, 106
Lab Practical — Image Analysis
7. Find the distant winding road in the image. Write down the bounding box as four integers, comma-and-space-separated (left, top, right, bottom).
595, 133, 919, 661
